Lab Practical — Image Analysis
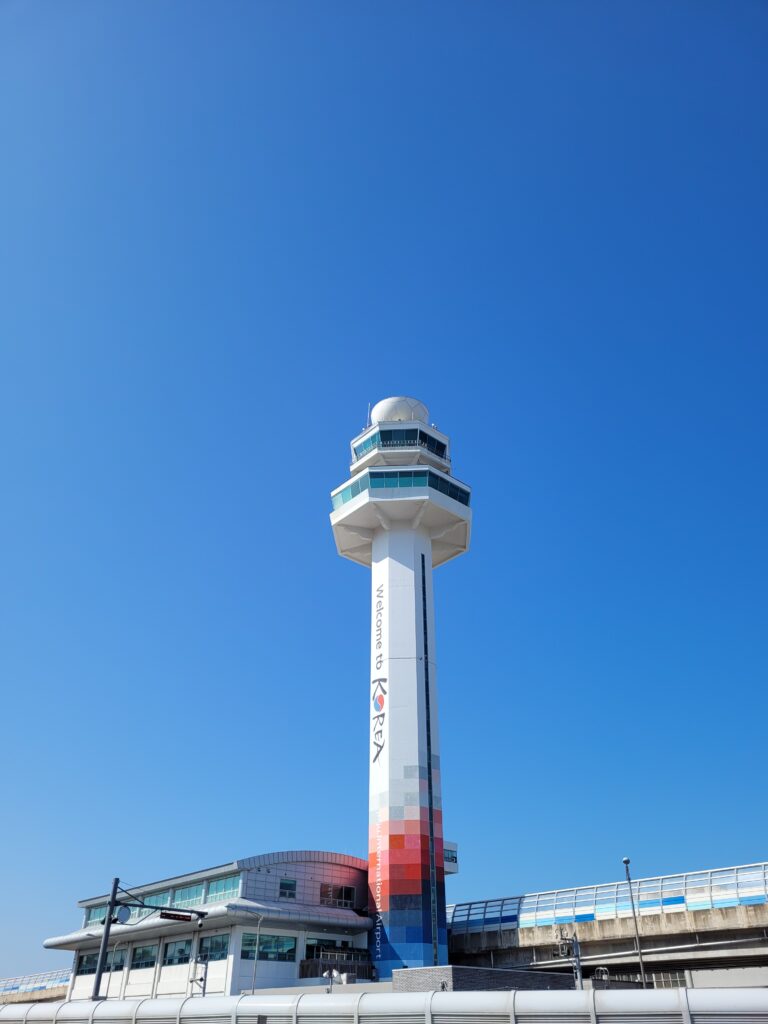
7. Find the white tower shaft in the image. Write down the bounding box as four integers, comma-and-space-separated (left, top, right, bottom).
369, 527, 444, 972
330, 397, 471, 978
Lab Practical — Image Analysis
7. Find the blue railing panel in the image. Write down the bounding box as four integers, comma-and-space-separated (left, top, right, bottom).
447, 861, 768, 934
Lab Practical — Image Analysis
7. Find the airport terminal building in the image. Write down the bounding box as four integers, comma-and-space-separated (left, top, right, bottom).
44, 852, 374, 999
42, 847, 459, 1000
26, 855, 768, 1001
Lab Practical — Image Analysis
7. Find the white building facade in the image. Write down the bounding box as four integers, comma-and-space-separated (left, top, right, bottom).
44, 852, 372, 998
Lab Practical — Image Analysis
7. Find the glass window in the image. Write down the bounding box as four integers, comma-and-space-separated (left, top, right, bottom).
130, 890, 170, 921
353, 428, 447, 462
304, 937, 353, 959
85, 906, 107, 927
320, 884, 355, 908
131, 945, 158, 970
242, 933, 297, 962
353, 433, 378, 459
172, 883, 204, 909
106, 948, 125, 973
279, 878, 297, 899
333, 469, 468, 508
146, 890, 171, 908
198, 934, 229, 963
206, 874, 240, 903
163, 939, 192, 966
76, 953, 99, 976
444, 849, 458, 863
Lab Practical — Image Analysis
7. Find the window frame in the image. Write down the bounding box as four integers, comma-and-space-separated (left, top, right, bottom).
197, 933, 230, 963
75, 953, 100, 976
131, 944, 158, 971
319, 883, 356, 909
162, 939, 192, 967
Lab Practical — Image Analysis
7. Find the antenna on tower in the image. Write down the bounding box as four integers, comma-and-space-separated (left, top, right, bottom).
366, 401, 371, 427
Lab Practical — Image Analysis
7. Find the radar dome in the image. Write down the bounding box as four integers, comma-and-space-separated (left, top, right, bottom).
371, 397, 429, 425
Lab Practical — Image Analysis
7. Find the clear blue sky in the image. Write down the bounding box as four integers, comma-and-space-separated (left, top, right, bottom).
0, 1, 766, 977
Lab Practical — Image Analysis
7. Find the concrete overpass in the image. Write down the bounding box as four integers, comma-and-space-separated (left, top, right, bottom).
0, 971, 71, 1005
447, 860, 768, 988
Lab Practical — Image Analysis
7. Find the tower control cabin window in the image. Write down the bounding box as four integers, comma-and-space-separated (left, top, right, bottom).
279, 878, 296, 899
320, 884, 355, 908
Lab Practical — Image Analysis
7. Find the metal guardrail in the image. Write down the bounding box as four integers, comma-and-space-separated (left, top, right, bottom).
0, 969, 71, 995
352, 435, 450, 464
299, 958, 375, 980
448, 861, 768, 933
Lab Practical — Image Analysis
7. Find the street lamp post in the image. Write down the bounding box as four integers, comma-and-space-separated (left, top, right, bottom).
571, 932, 583, 990
623, 857, 647, 989
248, 913, 264, 993
106, 940, 127, 1000
323, 968, 341, 993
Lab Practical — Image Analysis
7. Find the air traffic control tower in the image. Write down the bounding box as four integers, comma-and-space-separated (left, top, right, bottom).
330, 397, 471, 979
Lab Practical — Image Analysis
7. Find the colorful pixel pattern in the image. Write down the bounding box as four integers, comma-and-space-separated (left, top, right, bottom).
369, 760, 447, 975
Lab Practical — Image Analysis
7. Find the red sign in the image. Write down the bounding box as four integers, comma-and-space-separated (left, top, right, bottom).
160, 910, 194, 922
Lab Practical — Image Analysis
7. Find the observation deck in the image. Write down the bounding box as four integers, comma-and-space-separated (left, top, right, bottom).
331, 398, 471, 569
349, 423, 451, 474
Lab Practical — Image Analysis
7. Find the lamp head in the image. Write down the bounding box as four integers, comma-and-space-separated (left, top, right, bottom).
622, 857, 630, 866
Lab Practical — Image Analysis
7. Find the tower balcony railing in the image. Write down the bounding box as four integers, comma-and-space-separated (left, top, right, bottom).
304, 947, 371, 963
352, 429, 449, 464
